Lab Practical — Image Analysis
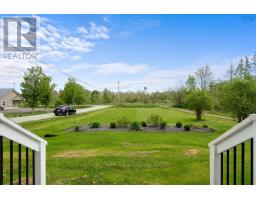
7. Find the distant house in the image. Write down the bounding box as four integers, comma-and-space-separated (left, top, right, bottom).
0, 88, 22, 109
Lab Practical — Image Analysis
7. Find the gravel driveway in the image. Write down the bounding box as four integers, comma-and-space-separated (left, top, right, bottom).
10, 105, 112, 123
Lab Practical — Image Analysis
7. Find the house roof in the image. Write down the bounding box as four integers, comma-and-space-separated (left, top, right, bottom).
0, 88, 19, 98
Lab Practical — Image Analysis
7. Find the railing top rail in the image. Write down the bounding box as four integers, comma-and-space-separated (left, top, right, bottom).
208, 114, 256, 147
0, 113, 47, 145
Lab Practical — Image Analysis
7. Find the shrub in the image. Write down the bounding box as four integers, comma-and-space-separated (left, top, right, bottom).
74, 126, 80, 132
141, 121, 147, 127
202, 124, 208, 128
110, 122, 117, 129
89, 122, 101, 128
116, 115, 130, 128
147, 114, 162, 127
176, 122, 182, 128
184, 125, 191, 131
130, 121, 141, 131
160, 121, 167, 129
186, 90, 212, 120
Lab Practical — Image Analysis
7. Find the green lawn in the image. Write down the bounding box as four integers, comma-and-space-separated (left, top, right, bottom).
5, 106, 237, 185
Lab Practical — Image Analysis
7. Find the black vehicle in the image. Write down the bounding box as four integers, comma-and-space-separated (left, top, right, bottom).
53, 105, 76, 116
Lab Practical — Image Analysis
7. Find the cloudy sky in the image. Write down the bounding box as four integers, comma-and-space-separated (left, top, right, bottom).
1, 14, 256, 92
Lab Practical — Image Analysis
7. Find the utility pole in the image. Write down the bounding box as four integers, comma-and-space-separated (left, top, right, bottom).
117, 81, 120, 105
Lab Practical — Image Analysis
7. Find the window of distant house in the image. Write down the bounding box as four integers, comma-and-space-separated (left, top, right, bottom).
3, 102, 5, 107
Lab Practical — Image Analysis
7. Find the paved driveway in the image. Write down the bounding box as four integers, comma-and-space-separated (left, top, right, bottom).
10, 105, 112, 123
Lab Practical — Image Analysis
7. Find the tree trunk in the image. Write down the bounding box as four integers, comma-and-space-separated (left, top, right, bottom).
196, 109, 202, 120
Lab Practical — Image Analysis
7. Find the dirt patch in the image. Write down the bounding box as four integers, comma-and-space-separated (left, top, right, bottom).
53, 149, 160, 159
184, 149, 200, 156
128, 150, 160, 156
53, 149, 104, 158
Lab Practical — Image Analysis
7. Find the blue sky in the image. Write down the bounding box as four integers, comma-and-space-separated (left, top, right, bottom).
1, 14, 256, 92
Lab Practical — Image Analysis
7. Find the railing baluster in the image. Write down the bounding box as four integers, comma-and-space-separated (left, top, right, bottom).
233, 146, 236, 185
251, 138, 254, 185
26, 147, 29, 185
241, 142, 245, 185
32, 150, 35, 185
0, 136, 3, 185
10, 140, 13, 185
18, 144, 21, 185
227, 150, 229, 185
221, 152, 223, 185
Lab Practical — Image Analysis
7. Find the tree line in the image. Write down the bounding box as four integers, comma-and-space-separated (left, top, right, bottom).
20, 54, 256, 122
172, 55, 256, 122
20, 66, 174, 109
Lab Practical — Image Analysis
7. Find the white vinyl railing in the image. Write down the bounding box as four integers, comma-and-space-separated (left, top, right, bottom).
0, 113, 47, 185
208, 114, 256, 185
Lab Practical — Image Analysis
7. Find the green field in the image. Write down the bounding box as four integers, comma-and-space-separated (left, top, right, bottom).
5, 106, 237, 185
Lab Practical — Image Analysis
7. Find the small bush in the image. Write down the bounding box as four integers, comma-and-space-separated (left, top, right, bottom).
89, 122, 101, 128
202, 124, 208, 128
176, 122, 182, 128
74, 126, 80, 132
184, 125, 191, 131
116, 115, 130, 128
141, 121, 147, 127
147, 114, 162, 127
160, 121, 167, 129
130, 121, 141, 131
110, 122, 117, 129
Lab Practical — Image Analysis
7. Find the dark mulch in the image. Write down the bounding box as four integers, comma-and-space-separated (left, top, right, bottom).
44, 134, 58, 138
67, 126, 215, 133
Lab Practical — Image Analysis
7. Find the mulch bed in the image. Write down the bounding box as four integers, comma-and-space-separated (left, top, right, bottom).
67, 126, 215, 133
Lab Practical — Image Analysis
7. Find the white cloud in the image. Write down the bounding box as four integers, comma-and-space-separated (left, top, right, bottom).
0, 16, 110, 63
63, 63, 91, 73
70, 55, 81, 61
95, 63, 147, 75
77, 26, 88, 34
39, 50, 67, 59
102, 16, 110, 23
78, 22, 109, 40
120, 19, 161, 38
102, 68, 194, 91
63, 62, 149, 75
0, 59, 54, 88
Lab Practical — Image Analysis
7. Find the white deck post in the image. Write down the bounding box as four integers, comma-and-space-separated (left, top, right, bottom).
210, 144, 221, 185
253, 135, 256, 185
35, 142, 46, 185
0, 114, 47, 185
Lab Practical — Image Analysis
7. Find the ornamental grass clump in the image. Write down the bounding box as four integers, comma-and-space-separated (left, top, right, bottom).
116, 115, 130, 128
147, 114, 162, 127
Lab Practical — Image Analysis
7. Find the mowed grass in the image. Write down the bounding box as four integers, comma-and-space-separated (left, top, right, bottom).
5, 106, 236, 185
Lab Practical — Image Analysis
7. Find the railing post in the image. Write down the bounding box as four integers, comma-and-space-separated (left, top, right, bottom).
34, 142, 46, 185
210, 144, 221, 185
253, 136, 256, 185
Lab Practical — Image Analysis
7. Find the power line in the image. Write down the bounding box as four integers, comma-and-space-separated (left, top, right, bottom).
0, 38, 102, 90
